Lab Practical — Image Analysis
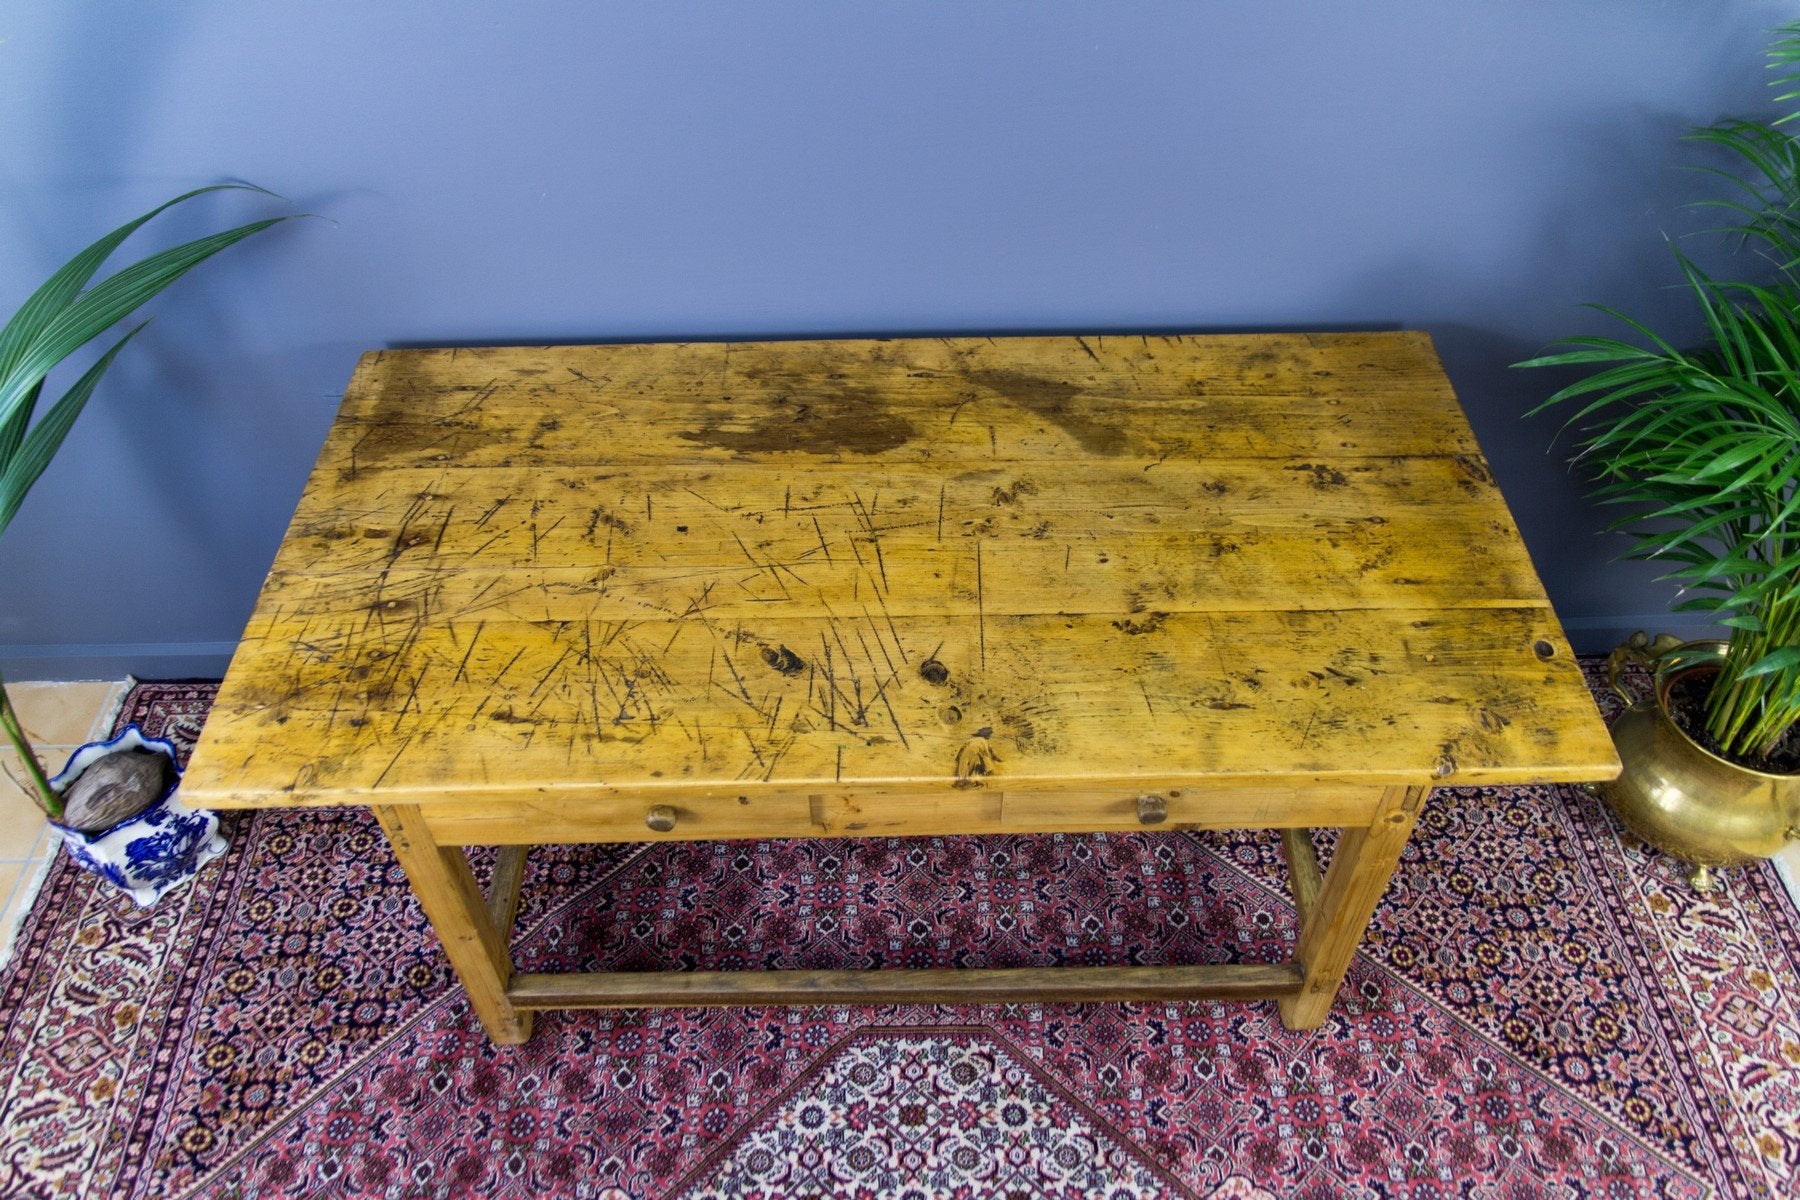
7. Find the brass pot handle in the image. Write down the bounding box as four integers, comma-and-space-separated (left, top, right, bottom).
1606, 631, 1685, 705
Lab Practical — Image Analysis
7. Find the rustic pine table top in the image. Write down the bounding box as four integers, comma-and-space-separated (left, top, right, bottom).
185, 332, 1615, 808
180, 333, 1618, 1042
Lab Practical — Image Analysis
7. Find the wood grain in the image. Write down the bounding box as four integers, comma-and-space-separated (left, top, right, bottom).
1281, 827, 1324, 928
486, 844, 528, 938
189, 333, 1614, 811
311, 334, 1479, 472
416, 785, 1385, 846
1278, 785, 1429, 1029
187, 333, 1614, 813
188, 604, 1608, 808
372, 805, 531, 1044
181, 334, 1621, 1039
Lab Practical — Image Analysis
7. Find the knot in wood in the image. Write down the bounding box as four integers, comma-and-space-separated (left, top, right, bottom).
761, 645, 806, 676
954, 734, 1001, 785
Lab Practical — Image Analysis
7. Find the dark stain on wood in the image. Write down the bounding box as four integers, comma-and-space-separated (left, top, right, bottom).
678, 388, 916, 456
761, 644, 807, 676
954, 730, 1001, 784
991, 479, 1038, 506
347, 360, 500, 467
1113, 613, 1169, 636
1453, 454, 1496, 492
1287, 463, 1348, 489
965, 369, 1127, 456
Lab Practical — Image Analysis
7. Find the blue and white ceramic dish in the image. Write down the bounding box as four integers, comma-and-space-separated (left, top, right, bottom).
48, 725, 227, 908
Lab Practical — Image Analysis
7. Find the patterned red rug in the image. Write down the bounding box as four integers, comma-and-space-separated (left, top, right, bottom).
1, 673, 1797, 1199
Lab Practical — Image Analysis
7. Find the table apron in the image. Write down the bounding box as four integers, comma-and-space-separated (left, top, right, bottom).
416, 784, 1389, 845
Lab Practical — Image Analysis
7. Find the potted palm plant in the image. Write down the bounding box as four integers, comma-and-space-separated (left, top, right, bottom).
0, 184, 294, 905
1520, 23, 1800, 891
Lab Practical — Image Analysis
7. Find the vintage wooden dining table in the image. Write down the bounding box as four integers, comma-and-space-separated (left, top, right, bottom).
179, 332, 1620, 1045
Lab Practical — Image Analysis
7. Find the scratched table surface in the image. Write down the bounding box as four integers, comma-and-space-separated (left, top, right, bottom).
182, 333, 1617, 813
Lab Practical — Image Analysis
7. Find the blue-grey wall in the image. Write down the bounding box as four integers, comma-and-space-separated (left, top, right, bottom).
1, 1, 1791, 678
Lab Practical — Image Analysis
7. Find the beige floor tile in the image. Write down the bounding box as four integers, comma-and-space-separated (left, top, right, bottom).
0, 859, 24, 951
0, 678, 130, 965
1776, 841, 1800, 909
96, 679, 133, 740
0, 753, 55, 860
4, 681, 120, 746
0, 857, 50, 968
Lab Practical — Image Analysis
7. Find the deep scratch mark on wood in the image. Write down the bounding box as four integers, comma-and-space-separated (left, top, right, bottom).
976, 541, 987, 670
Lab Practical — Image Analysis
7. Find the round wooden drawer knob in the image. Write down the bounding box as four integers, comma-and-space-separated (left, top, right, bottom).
645, 805, 678, 833
1137, 794, 1168, 825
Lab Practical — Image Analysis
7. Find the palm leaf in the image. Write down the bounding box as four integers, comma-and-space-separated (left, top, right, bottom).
0, 184, 293, 815
0, 185, 271, 466
0, 326, 143, 534
0, 215, 292, 438
0, 213, 291, 433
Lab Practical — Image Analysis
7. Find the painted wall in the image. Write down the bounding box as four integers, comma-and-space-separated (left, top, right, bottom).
0, 1, 1791, 677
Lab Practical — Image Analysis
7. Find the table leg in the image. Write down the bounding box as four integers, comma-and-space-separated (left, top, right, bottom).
487, 845, 529, 938
1277, 785, 1428, 1031
373, 804, 534, 1045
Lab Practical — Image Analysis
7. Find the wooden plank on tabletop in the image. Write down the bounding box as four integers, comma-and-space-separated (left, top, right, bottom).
280, 456, 1517, 534
183, 605, 1613, 808
328, 333, 1465, 437
340, 332, 1460, 425
312, 332, 1480, 473
261, 461, 1544, 611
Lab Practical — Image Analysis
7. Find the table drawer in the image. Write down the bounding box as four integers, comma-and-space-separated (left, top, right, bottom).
806, 786, 1381, 836
418, 784, 1384, 845
421, 791, 820, 845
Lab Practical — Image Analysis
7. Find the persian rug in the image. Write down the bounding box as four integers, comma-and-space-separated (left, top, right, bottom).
0, 672, 1797, 1199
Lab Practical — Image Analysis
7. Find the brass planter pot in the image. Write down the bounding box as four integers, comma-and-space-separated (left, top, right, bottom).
1601, 635, 1800, 892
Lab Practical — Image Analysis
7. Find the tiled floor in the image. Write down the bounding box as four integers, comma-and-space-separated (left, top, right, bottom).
0, 680, 130, 965
1778, 839, 1800, 900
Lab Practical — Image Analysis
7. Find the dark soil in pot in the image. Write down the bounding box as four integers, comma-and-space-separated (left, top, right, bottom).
1665, 670, 1800, 775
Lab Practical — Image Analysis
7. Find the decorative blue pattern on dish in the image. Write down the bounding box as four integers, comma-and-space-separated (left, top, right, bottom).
48, 725, 227, 907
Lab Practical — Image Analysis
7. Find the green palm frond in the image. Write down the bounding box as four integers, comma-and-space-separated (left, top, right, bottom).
0, 185, 274, 469
0, 185, 295, 818
0, 199, 294, 534
1518, 24, 1800, 759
